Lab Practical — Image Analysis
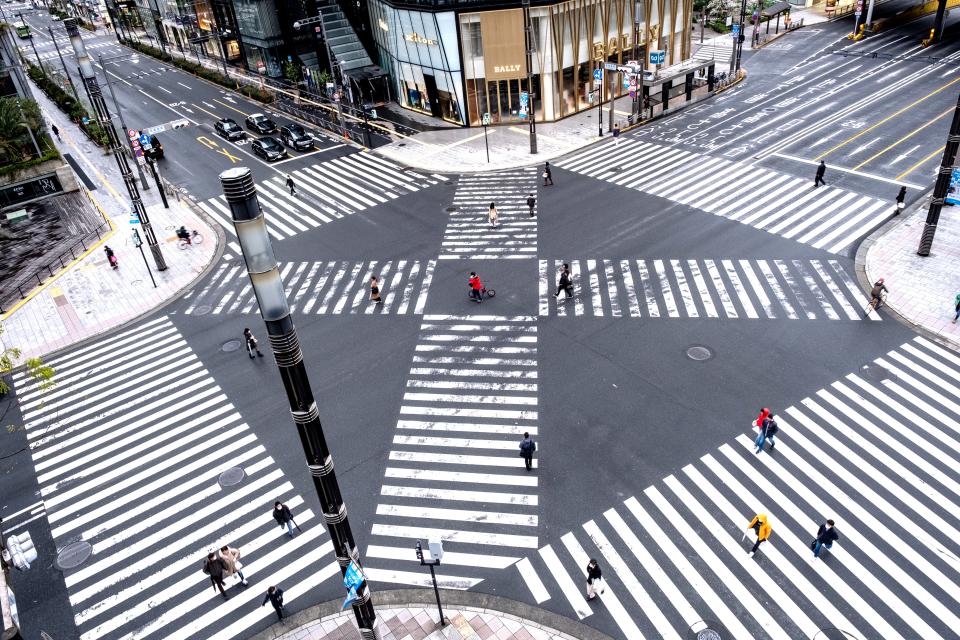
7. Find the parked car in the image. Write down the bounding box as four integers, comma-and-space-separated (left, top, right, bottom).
142, 134, 163, 160
245, 113, 276, 134
251, 136, 287, 162
278, 123, 314, 151
214, 118, 245, 141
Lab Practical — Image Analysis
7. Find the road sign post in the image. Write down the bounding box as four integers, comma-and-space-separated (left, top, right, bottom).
131, 228, 157, 288
481, 112, 491, 163
594, 67, 603, 137
416, 541, 448, 627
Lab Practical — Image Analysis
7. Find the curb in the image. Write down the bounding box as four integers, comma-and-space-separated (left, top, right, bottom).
854, 189, 960, 352
247, 589, 614, 640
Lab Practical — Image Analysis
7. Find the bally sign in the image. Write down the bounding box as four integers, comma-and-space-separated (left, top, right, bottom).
479, 8, 526, 80
494, 64, 521, 74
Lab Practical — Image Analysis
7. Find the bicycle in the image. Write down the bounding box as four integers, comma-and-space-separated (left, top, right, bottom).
177, 230, 203, 249
467, 286, 496, 302
864, 292, 886, 316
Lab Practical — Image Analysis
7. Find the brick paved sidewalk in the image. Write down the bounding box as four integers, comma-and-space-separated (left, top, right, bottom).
861, 198, 960, 348
0, 76, 220, 361
271, 606, 582, 640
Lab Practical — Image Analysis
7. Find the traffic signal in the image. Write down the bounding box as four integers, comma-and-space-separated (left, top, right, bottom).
5, 531, 37, 570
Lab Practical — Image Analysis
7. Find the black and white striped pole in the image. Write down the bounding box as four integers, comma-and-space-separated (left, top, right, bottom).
219, 167, 380, 639
917, 90, 960, 256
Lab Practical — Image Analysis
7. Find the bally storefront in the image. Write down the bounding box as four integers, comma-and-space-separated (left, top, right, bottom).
367, 0, 693, 127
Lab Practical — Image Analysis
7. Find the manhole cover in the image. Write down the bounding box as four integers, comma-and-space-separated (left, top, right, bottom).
222, 339, 242, 352
688, 620, 725, 640
686, 345, 713, 361
218, 466, 246, 487
192, 305, 212, 316
860, 363, 896, 383
608, 166, 623, 172
57, 541, 93, 570
445, 206, 458, 212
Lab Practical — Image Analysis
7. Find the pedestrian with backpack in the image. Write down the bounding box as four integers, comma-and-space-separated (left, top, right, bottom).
519, 432, 536, 471
273, 501, 298, 538
811, 520, 839, 559
755, 415, 778, 454
202, 552, 230, 600
526, 192, 536, 217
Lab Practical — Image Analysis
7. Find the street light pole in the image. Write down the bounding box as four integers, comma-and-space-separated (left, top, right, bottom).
917, 90, 960, 256
66, 18, 167, 271
220, 166, 380, 640
20, 13, 44, 69
521, 0, 537, 154
99, 52, 150, 191
733, 0, 748, 73
48, 26, 82, 105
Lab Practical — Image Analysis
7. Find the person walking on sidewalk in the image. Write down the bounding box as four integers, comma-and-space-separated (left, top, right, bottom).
526, 192, 536, 217
585, 559, 604, 600
286, 174, 297, 196
554, 263, 573, 301
370, 275, 382, 304
488, 202, 498, 229
219, 545, 248, 586
543, 162, 554, 186
261, 585, 285, 621
953, 293, 960, 323
104, 246, 118, 270
746, 513, 772, 557
895, 186, 907, 214
519, 432, 536, 471
51, 124, 60, 141
273, 501, 297, 538
243, 328, 264, 359
814, 160, 827, 187
755, 415, 778, 454
202, 552, 230, 600
811, 519, 839, 558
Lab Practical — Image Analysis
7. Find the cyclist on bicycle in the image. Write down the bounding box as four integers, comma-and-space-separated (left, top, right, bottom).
176, 226, 191, 244
468, 272, 483, 304
870, 278, 887, 307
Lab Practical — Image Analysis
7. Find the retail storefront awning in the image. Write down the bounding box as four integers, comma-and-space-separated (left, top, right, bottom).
761, 1, 792, 17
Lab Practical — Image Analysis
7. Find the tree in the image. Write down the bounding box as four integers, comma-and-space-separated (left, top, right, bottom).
1, 322, 55, 460
695, 0, 735, 42
0, 97, 45, 163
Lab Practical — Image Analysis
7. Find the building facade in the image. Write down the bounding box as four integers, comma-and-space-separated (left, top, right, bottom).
365, 0, 693, 126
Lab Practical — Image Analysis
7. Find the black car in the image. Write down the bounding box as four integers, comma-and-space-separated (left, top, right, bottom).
214, 118, 245, 141
278, 123, 314, 151
141, 134, 163, 160
251, 137, 287, 162
245, 113, 277, 134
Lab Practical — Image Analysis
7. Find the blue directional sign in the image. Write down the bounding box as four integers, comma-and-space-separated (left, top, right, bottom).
343, 561, 364, 591
593, 68, 603, 81
947, 168, 960, 206
519, 91, 528, 119
341, 587, 358, 610
139, 133, 151, 146
649, 50, 665, 65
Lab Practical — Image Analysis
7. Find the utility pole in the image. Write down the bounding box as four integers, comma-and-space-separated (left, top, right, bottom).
733, 0, 748, 73
597, 64, 603, 137
49, 26, 81, 105
100, 52, 150, 190
917, 91, 960, 256
220, 166, 381, 640
66, 18, 167, 271
522, 0, 537, 154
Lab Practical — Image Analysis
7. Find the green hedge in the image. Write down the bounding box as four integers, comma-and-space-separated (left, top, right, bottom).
0, 147, 60, 179
26, 63, 110, 146
125, 40, 274, 104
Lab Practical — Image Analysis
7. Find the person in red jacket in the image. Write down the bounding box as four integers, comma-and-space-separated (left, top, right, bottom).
754, 407, 769, 428
469, 272, 483, 303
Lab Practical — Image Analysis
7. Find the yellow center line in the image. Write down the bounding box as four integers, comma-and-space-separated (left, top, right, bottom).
192, 103, 221, 119
895, 145, 944, 181
816, 75, 960, 161
852, 106, 955, 170
214, 98, 249, 117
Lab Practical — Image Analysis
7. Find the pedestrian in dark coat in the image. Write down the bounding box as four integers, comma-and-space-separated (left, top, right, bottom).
370, 275, 382, 304
273, 501, 296, 538
104, 246, 118, 270
526, 193, 536, 217
814, 161, 826, 187
244, 328, 264, 359
953, 293, 960, 323
203, 552, 230, 599
261, 585, 285, 621
755, 416, 778, 454
612, 123, 621, 146
585, 558, 604, 600
286, 175, 297, 196
895, 186, 906, 214
746, 513, 772, 557
812, 519, 839, 558
519, 432, 536, 471
554, 263, 573, 300
543, 162, 553, 186
51, 124, 61, 141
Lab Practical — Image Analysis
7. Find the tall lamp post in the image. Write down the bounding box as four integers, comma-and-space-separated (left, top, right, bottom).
521, 0, 537, 154
219, 166, 380, 640
99, 51, 151, 190
917, 91, 960, 256
66, 18, 167, 271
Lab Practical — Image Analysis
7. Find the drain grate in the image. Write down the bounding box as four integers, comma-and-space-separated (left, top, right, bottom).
57, 541, 93, 570
685, 345, 713, 361
688, 620, 725, 640
218, 466, 246, 488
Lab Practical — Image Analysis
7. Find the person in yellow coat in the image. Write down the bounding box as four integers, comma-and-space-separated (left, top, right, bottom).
747, 514, 772, 557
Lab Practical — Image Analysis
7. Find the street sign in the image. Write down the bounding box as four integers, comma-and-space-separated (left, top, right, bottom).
139, 133, 151, 146
732, 24, 740, 36
519, 92, 528, 119
482, 112, 491, 125
127, 128, 138, 140
132, 229, 142, 246
593, 68, 603, 81
81, 116, 89, 125
946, 168, 960, 205
649, 50, 665, 65
341, 587, 358, 610
604, 61, 617, 71
623, 77, 630, 89
343, 561, 364, 591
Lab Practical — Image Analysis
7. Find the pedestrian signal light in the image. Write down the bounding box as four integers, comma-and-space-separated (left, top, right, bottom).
6, 531, 37, 570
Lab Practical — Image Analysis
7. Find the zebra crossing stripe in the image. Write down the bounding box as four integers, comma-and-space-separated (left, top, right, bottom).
737, 260, 775, 318
687, 260, 718, 318
635, 260, 660, 317
721, 259, 758, 319
516, 557, 551, 604
367, 544, 519, 569
539, 544, 593, 620
704, 260, 737, 318
363, 567, 483, 589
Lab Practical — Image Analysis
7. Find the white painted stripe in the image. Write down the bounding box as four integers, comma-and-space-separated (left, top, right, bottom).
738, 260, 776, 319
757, 259, 798, 319
721, 260, 759, 319
376, 503, 537, 526
397, 419, 535, 435
539, 260, 549, 316
687, 260, 719, 318
397, 260, 421, 315
796, 193, 868, 243
366, 544, 518, 568
811, 199, 886, 249
393, 434, 535, 450
828, 260, 879, 321
406, 380, 537, 391
792, 260, 839, 319
651, 259, 679, 318
402, 391, 536, 404
290, 262, 322, 314
316, 262, 349, 314
389, 450, 534, 468
516, 557, 551, 604
408, 368, 536, 379
384, 467, 538, 487
363, 567, 483, 590
809, 259, 860, 320
414, 259, 436, 315
399, 406, 536, 420
586, 259, 604, 316
670, 259, 698, 317
370, 524, 537, 548
539, 544, 592, 620
704, 259, 737, 318
619, 260, 642, 317
775, 260, 816, 319
381, 485, 537, 505
569, 260, 585, 316
333, 262, 365, 314
603, 259, 622, 317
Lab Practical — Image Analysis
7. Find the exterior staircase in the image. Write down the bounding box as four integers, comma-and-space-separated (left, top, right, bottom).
317, 0, 373, 73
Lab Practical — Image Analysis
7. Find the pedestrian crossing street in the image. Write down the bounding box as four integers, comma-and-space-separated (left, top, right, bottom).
11, 316, 340, 640
364, 315, 540, 588
178, 259, 436, 316
515, 335, 960, 639
440, 168, 539, 260
539, 258, 880, 321
23, 40, 114, 62
553, 140, 892, 255
196, 152, 443, 248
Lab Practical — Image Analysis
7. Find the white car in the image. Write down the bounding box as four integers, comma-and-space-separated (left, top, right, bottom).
50, 14, 61, 20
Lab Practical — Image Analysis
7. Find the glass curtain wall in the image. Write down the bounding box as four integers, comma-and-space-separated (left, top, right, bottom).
232, 0, 283, 76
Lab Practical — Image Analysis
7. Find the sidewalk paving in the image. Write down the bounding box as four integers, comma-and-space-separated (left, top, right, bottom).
861, 198, 960, 349
0, 74, 220, 362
